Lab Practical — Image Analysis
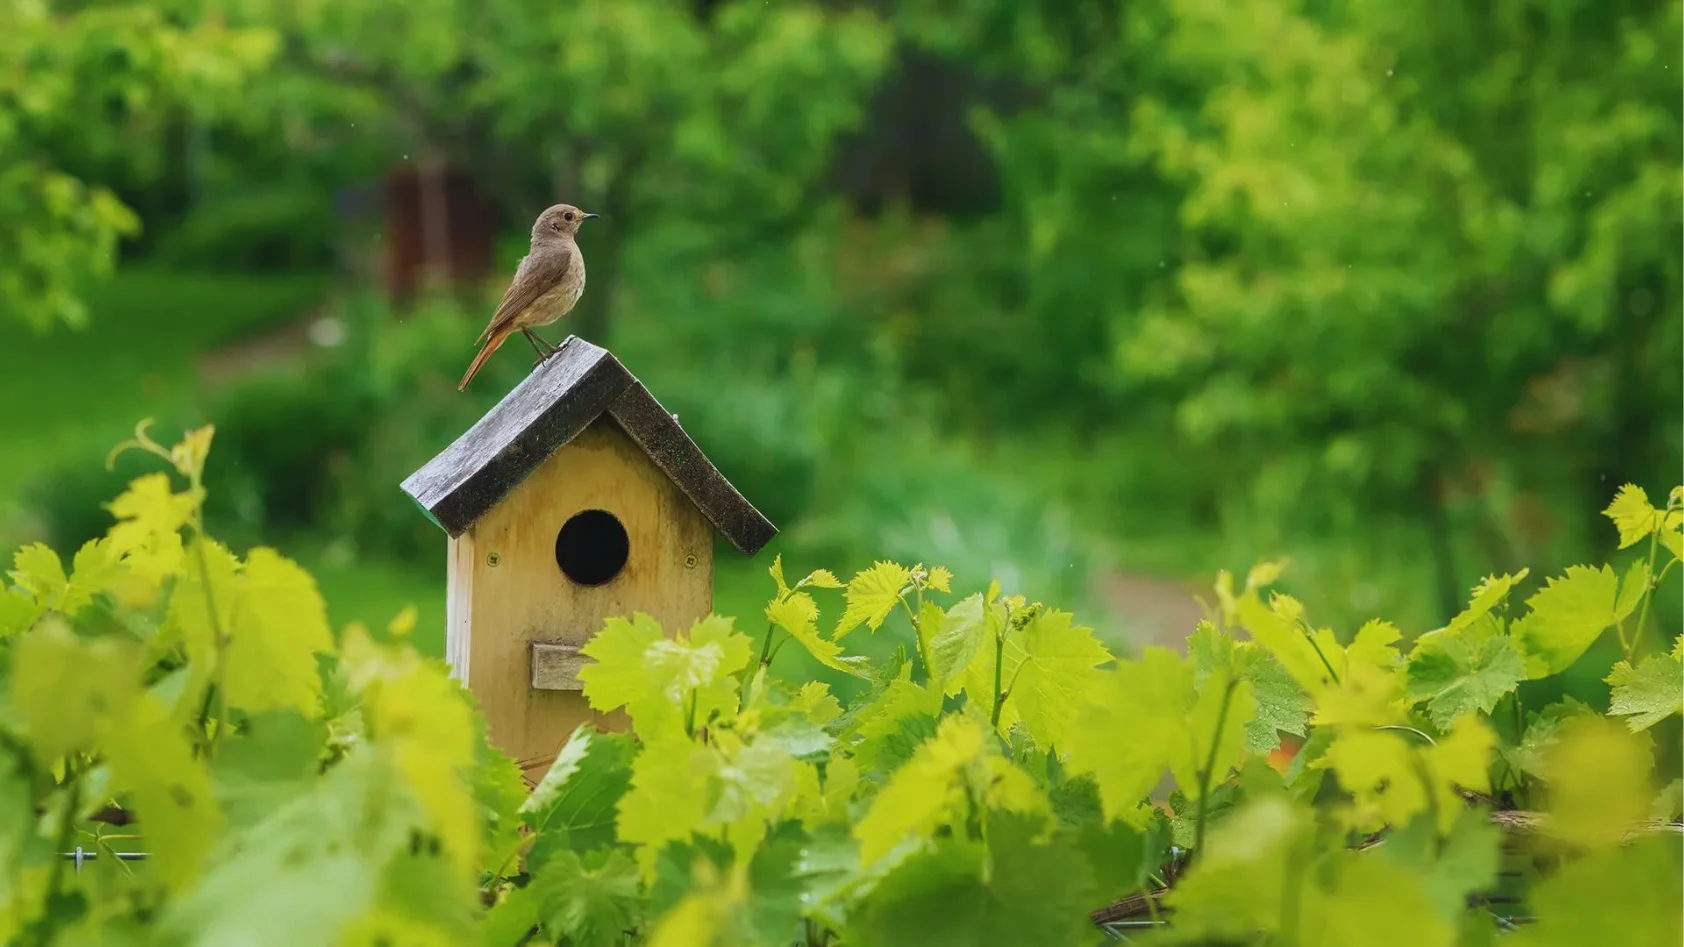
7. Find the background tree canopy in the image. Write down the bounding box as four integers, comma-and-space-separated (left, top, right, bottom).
1, 0, 1678, 666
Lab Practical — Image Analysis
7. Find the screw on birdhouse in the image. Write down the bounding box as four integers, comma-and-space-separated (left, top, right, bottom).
486, 551, 501, 567
684, 553, 698, 569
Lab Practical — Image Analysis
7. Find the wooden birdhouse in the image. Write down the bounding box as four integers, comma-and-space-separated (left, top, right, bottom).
400, 336, 776, 779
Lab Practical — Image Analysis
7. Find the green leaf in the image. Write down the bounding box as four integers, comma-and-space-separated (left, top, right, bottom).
473, 726, 530, 875
1509, 836, 1682, 946
153, 752, 433, 946
851, 812, 1097, 947
617, 735, 720, 872
1065, 648, 1252, 822
1513, 564, 1629, 677
978, 608, 1111, 750
10, 618, 142, 760
767, 591, 872, 679
1606, 640, 1683, 731
928, 591, 1000, 695
842, 676, 944, 778
1318, 717, 1494, 836
1603, 483, 1662, 549
1445, 569, 1529, 634
1405, 616, 1526, 729
9, 543, 67, 606
853, 716, 1046, 866
1160, 796, 1307, 940
0, 587, 43, 638
105, 694, 223, 894
531, 848, 644, 947
834, 561, 910, 639
482, 884, 542, 947
1298, 848, 1455, 947
226, 548, 335, 716
63, 537, 126, 615
1378, 809, 1501, 922
521, 726, 636, 863
1536, 715, 1652, 848
579, 613, 753, 739
211, 709, 325, 831
1190, 621, 1309, 753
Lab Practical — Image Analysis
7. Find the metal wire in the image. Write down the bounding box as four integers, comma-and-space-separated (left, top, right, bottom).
60, 848, 147, 874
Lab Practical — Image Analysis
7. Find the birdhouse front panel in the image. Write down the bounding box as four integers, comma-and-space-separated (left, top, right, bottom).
445, 419, 714, 779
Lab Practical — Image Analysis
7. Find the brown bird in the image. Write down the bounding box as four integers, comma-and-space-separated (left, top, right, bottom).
458, 203, 597, 391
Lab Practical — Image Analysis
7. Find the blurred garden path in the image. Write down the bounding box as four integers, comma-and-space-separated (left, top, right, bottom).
1092, 569, 1206, 653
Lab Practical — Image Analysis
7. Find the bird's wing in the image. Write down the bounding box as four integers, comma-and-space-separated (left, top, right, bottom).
475, 249, 572, 345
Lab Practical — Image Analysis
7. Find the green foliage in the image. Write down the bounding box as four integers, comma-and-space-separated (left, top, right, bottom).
0, 429, 1677, 943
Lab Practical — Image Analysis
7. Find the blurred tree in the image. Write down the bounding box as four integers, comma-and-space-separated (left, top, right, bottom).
1120, 0, 1682, 609
0, 0, 276, 329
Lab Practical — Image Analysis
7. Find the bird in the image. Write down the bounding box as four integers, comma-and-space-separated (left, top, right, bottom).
458, 203, 597, 391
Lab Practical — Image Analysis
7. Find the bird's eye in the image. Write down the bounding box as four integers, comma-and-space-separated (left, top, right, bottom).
564, 212, 575, 221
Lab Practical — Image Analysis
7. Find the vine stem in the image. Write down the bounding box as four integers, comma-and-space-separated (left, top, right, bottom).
197, 526, 231, 757
38, 762, 83, 947
990, 626, 1007, 728
1298, 621, 1342, 687
1628, 528, 1662, 660
1191, 677, 1239, 863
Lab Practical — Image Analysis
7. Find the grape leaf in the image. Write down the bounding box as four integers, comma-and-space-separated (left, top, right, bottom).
106, 694, 223, 894
62, 538, 125, 616
1320, 717, 1493, 836
1513, 564, 1631, 677
842, 675, 944, 778
925, 566, 953, 593
482, 884, 542, 947
1377, 808, 1501, 922
1603, 483, 1662, 549
1605, 639, 1683, 731
531, 848, 644, 947
851, 812, 1097, 947
10, 618, 141, 760
104, 471, 199, 583
152, 753, 426, 946
1405, 616, 1525, 729
577, 613, 667, 723
928, 590, 1001, 695
834, 561, 910, 639
1298, 848, 1454, 947
853, 716, 1045, 866
617, 735, 720, 872
767, 591, 872, 679
1190, 621, 1309, 753
579, 614, 752, 739
0, 587, 42, 638
343, 628, 480, 881
1064, 648, 1194, 825
522, 727, 636, 868
8, 543, 67, 606
211, 709, 325, 831
1161, 796, 1307, 940
1536, 715, 1652, 848
1445, 569, 1529, 635
1509, 836, 1682, 946
225, 548, 334, 717
970, 608, 1111, 750
472, 725, 529, 874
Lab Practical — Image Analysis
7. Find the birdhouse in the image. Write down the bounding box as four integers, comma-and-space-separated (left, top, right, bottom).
400, 336, 775, 779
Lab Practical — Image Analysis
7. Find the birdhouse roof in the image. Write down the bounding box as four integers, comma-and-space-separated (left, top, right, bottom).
400, 336, 776, 554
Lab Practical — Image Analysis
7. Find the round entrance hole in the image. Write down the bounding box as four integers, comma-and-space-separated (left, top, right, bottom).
554, 509, 629, 586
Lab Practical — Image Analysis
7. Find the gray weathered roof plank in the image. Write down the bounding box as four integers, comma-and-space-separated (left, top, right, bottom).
399, 336, 776, 555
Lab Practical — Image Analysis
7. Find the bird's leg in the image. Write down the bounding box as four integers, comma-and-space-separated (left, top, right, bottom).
521, 328, 558, 364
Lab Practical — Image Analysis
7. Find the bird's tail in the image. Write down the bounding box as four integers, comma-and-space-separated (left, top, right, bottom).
458, 329, 508, 391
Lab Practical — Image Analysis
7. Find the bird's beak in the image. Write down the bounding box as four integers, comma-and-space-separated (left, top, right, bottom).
582, 213, 599, 221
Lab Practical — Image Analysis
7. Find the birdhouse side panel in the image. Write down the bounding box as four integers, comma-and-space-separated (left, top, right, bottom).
452, 420, 713, 778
